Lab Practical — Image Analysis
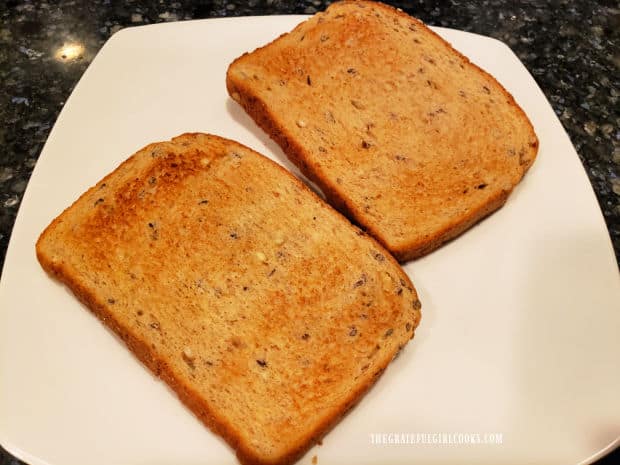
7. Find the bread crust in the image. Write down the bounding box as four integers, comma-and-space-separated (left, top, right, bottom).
36, 133, 421, 465
226, 0, 538, 262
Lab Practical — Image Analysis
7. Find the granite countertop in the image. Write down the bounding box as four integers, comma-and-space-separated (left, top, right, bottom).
0, 1, 618, 464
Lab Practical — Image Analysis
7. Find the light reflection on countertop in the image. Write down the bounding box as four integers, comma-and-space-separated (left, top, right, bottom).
54, 42, 84, 62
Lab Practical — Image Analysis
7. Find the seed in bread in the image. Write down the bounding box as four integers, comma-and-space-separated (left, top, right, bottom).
226, 0, 539, 261
36, 133, 421, 465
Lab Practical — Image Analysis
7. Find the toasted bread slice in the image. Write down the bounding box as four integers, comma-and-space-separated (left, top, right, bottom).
36, 133, 421, 465
226, 0, 538, 261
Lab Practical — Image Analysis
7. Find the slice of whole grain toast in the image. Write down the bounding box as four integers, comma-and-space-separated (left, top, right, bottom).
226, 0, 538, 262
36, 133, 421, 465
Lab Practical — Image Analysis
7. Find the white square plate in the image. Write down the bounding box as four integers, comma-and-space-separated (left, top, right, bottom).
1, 16, 618, 465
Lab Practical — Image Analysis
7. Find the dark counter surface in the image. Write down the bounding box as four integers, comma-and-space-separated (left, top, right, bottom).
0, 1, 618, 464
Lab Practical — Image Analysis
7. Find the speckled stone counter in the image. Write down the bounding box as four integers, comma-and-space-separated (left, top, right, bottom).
0, 1, 618, 464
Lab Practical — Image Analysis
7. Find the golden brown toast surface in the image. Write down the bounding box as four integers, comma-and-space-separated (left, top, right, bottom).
227, 0, 538, 261
36, 133, 421, 465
